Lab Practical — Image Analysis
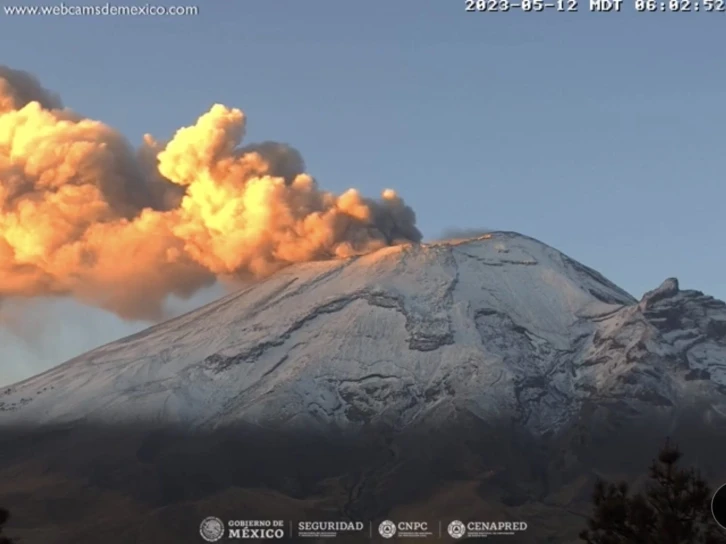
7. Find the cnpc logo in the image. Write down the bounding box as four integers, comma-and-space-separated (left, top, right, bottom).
378, 520, 429, 538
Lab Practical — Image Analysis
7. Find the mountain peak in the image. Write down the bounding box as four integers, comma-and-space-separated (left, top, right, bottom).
0, 232, 723, 436
640, 277, 680, 309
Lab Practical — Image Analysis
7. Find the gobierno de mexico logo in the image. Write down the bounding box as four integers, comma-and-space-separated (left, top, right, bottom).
199, 516, 225, 542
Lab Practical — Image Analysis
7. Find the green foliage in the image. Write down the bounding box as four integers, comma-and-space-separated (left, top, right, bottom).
580, 439, 726, 544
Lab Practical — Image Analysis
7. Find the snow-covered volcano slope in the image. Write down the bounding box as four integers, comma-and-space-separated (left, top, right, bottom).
1, 232, 724, 434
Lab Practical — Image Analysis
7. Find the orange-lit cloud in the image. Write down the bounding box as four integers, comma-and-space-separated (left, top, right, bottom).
0, 66, 421, 320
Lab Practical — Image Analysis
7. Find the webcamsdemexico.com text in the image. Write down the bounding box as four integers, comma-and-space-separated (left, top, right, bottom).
2, 3, 199, 16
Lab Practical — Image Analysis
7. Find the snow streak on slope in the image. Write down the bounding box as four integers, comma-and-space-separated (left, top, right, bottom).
0, 232, 723, 436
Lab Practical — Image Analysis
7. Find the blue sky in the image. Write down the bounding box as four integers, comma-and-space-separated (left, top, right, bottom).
0, 1, 724, 385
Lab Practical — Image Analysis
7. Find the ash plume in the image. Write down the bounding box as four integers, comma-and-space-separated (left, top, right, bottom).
0, 66, 421, 321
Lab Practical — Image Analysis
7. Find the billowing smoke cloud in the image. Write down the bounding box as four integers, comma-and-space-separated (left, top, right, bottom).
0, 66, 421, 321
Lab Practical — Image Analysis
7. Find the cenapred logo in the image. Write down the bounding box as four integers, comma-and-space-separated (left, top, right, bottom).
447, 520, 466, 539
199, 516, 225, 542
447, 519, 527, 539
378, 520, 397, 538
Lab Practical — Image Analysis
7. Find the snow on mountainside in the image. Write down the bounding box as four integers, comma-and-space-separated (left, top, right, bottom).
1, 232, 724, 435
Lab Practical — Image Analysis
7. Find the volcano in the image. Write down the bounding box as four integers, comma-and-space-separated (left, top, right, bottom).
1, 232, 725, 543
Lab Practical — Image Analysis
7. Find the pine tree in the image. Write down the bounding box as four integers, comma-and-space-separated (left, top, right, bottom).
0, 507, 14, 544
580, 439, 726, 544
